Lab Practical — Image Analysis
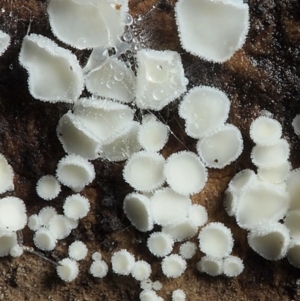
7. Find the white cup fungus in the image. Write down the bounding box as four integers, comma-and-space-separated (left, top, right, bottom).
90, 260, 109, 278
247, 222, 290, 261
179, 86, 230, 139
135, 49, 187, 111
0, 197, 27, 232
197, 256, 223, 276
162, 218, 198, 242
188, 204, 208, 228
138, 115, 169, 152
63, 194, 90, 220
57, 111, 100, 160
164, 151, 207, 196
198, 222, 233, 258
147, 232, 174, 258
139, 290, 159, 301
36, 175, 61, 201
27, 214, 41, 231
250, 116, 282, 146
0, 232, 18, 257
0, 154, 14, 194
123, 193, 153, 232
287, 240, 300, 268
38, 206, 57, 227
99, 121, 142, 162
111, 249, 135, 276
73, 97, 134, 143
56, 154, 95, 192
161, 254, 187, 278
10, 245, 24, 258
175, 0, 249, 62
68, 240, 88, 261
179, 241, 197, 259
48, 215, 73, 240
0, 30, 10, 56
223, 255, 244, 277
257, 161, 291, 184
150, 188, 191, 227
228, 169, 257, 195
286, 168, 300, 210
131, 260, 152, 281
251, 139, 290, 169
33, 228, 57, 251
284, 210, 300, 240
56, 258, 79, 282
123, 151, 165, 192
197, 124, 243, 169
48, 0, 128, 49
92, 251, 102, 262
235, 181, 289, 230
19, 34, 84, 103
86, 57, 136, 103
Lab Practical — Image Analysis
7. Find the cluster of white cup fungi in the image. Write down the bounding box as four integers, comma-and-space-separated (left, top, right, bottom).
224, 113, 300, 267
3, 0, 290, 298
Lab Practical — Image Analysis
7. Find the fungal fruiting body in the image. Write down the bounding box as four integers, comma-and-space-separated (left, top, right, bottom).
90, 260, 109, 278
223, 255, 244, 277
161, 254, 187, 278
68, 240, 88, 261
56, 258, 79, 282
63, 194, 90, 220
111, 249, 135, 276
19, 34, 84, 102
36, 175, 61, 201
147, 232, 174, 258
131, 260, 152, 281
175, 0, 249, 62
135, 49, 187, 110
0, 154, 14, 194
197, 256, 223, 276
0, 30, 10, 56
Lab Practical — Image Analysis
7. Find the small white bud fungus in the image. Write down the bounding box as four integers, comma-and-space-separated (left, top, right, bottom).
0, 30, 10, 56
147, 232, 174, 258
63, 194, 90, 220
135, 49, 187, 111
248, 222, 290, 261
111, 249, 135, 276
27, 214, 41, 231
197, 124, 243, 169
0, 232, 17, 257
10, 245, 24, 257
161, 254, 187, 278
68, 240, 88, 261
197, 256, 223, 276
198, 222, 233, 258
179, 86, 230, 139
172, 289, 186, 301
175, 0, 249, 62
152, 281, 163, 291
250, 116, 282, 146
19, 34, 84, 103
48, 215, 72, 240
123, 193, 153, 232
56, 154, 95, 192
251, 139, 290, 169
164, 151, 207, 196
140, 279, 153, 290
138, 115, 169, 152
56, 258, 79, 282
0, 197, 27, 232
131, 260, 152, 281
0, 154, 14, 194
139, 290, 158, 301
38, 206, 57, 227
33, 228, 57, 251
123, 151, 165, 192
36, 175, 61, 201
188, 204, 208, 228
90, 260, 109, 278
150, 188, 191, 227
223, 255, 244, 277
179, 241, 197, 259
92, 251, 102, 261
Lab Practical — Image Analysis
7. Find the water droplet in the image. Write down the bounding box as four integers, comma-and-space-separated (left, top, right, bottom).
153, 88, 165, 101
123, 31, 133, 42
76, 37, 87, 48
106, 80, 115, 89
124, 13, 133, 26
114, 71, 124, 81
